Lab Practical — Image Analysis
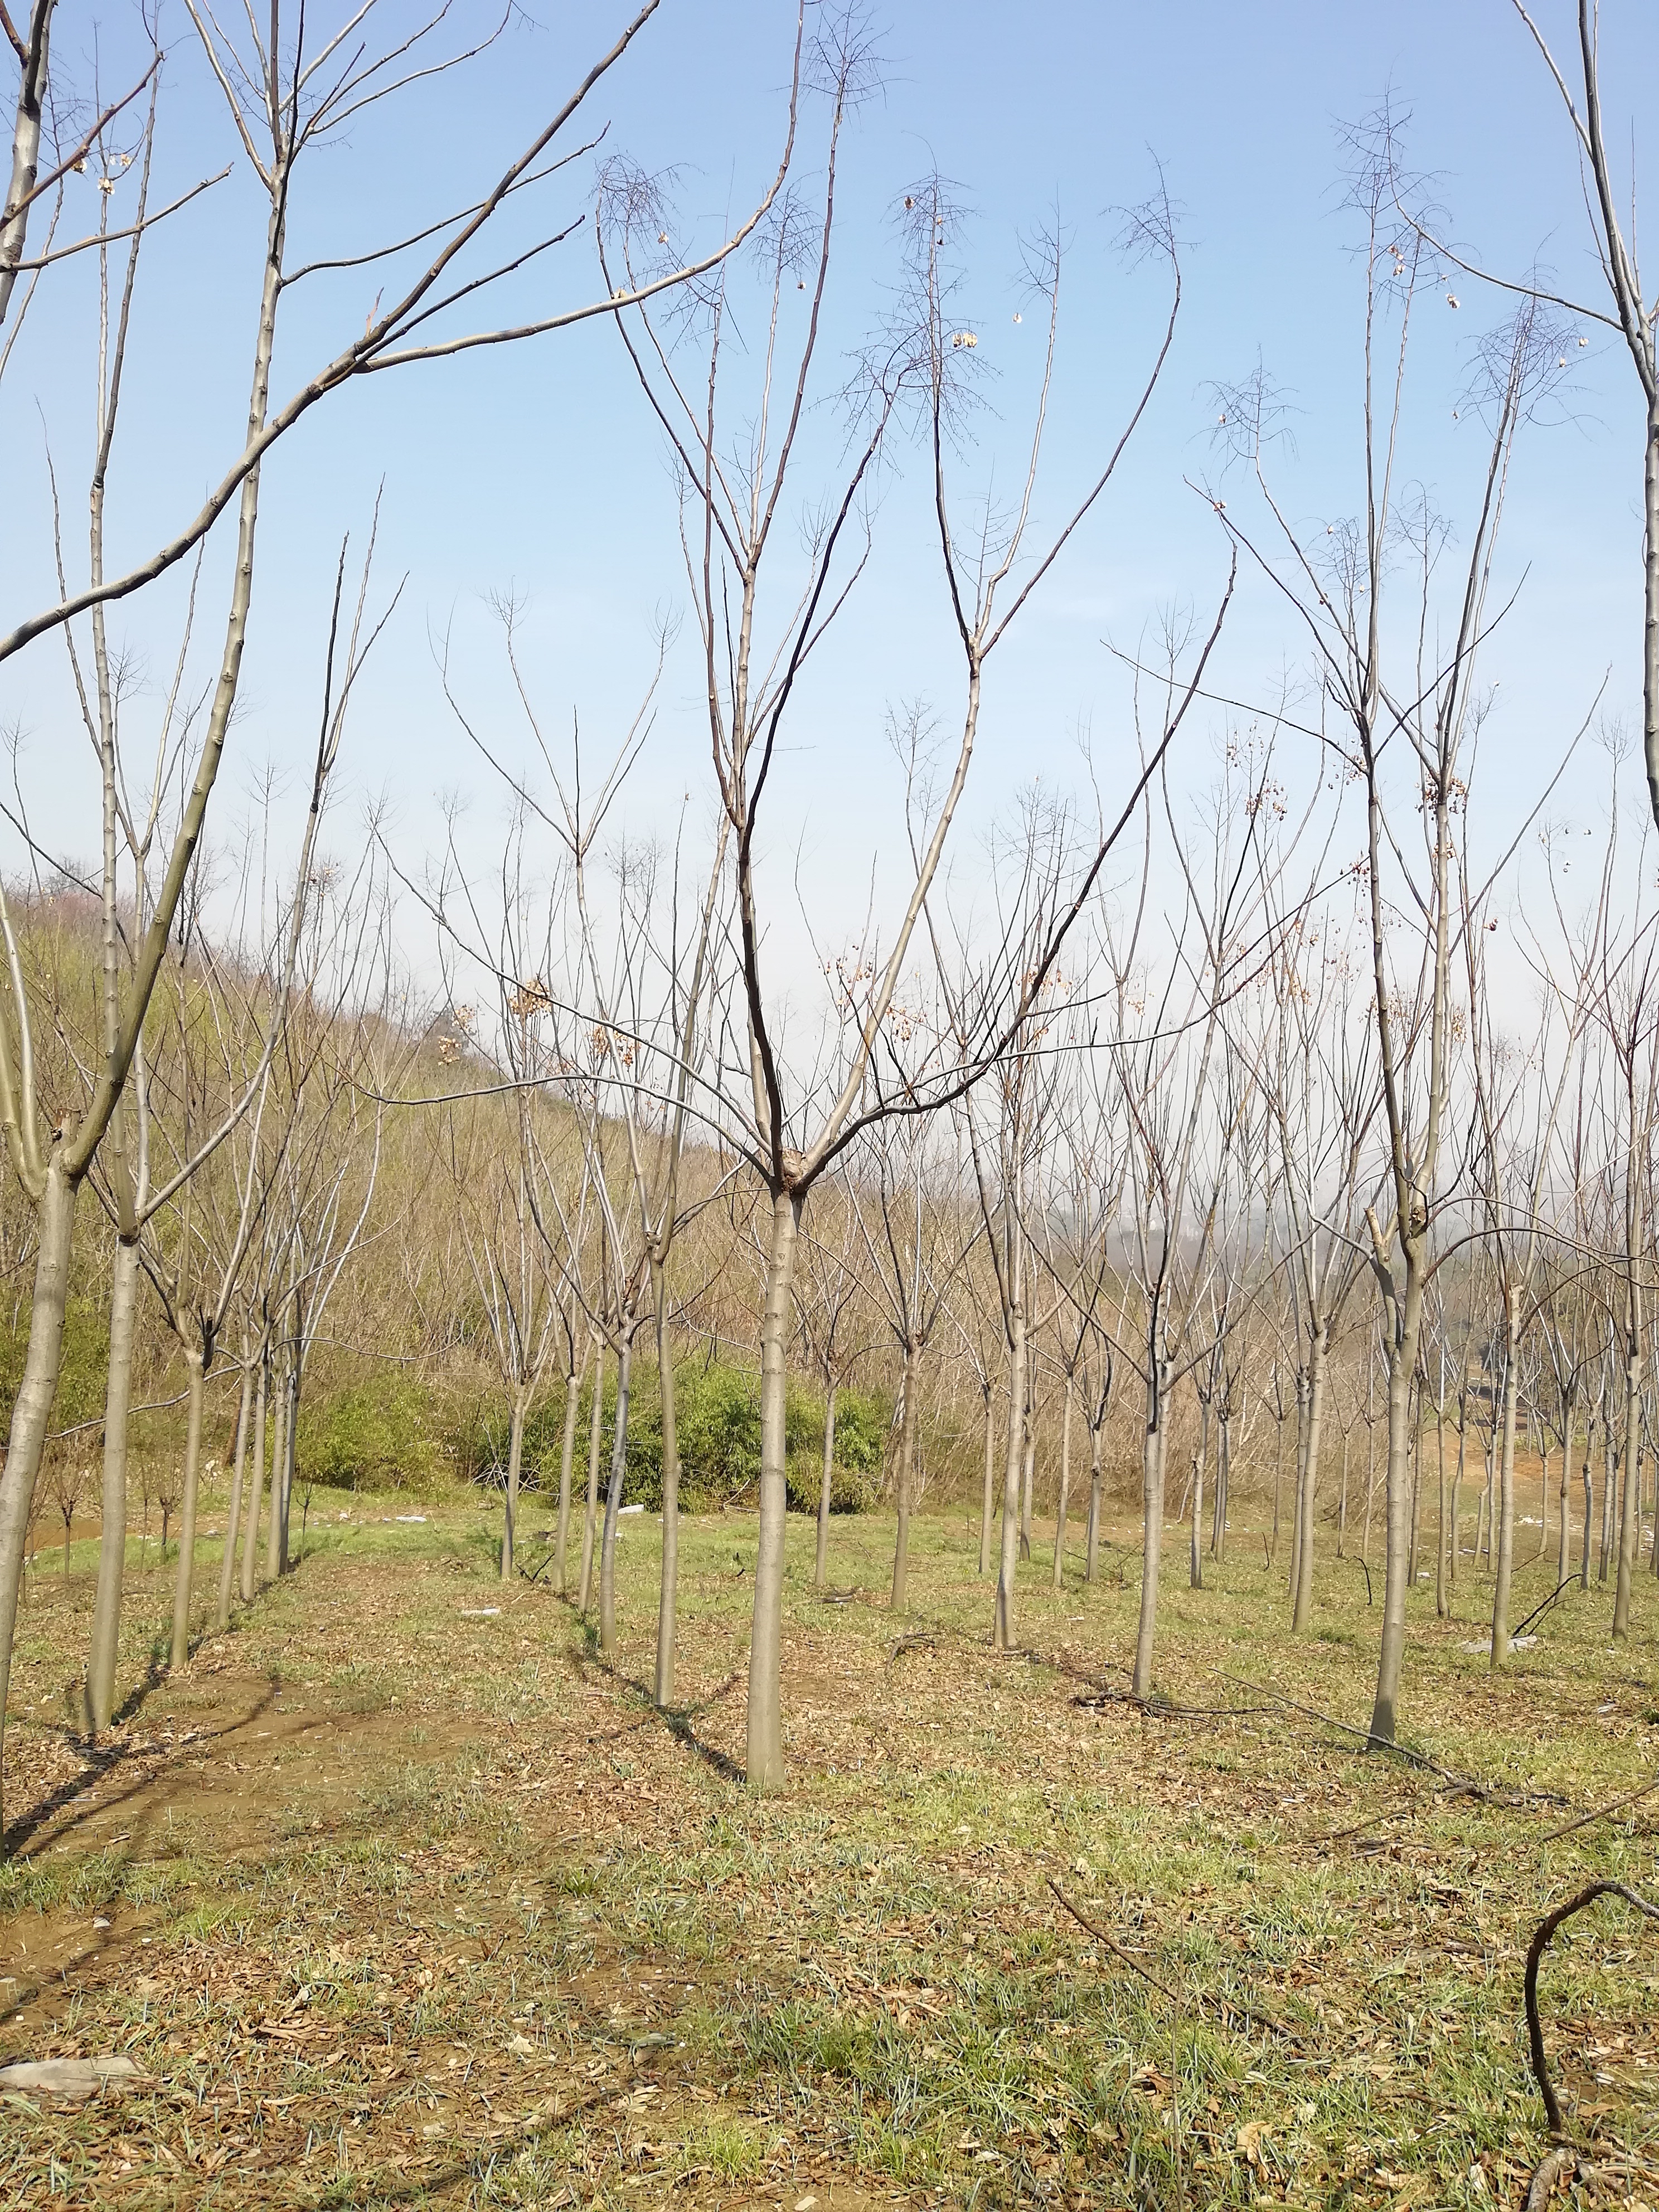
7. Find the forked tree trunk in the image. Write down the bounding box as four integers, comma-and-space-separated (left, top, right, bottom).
814, 1379, 838, 1592
1491, 1308, 1520, 1665
1292, 1326, 1327, 1631
598, 1337, 633, 1658
0, 1160, 79, 1830
1085, 1419, 1102, 1583
993, 1306, 1026, 1650
501, 1391, 526, 1585
891, 1338, 919, 1612
1052, 1369, 1073, 1591
215, 1364, 253, 1632
746, 1186, 800, 1789
86, 1235, 140, 1732
653, 1263, 681, 1704
554, 1345, 584, 1597
239, 1350, 268, 1604
977, 1385, 995, 1577
1131, 1357, 1170, 1701
579, 1341, 604, 1613
169, 1347, 206, 1669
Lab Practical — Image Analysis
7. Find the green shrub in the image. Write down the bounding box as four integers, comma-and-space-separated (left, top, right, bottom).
784, 1449, 879, 1516
298, 1374, 445, 1493
300, 1352, 881, 1515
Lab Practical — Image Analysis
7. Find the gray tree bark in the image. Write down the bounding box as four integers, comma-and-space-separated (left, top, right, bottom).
85, 1235, 140, 1731
239, 1347, 267, 1604
501, 1391, 526, 1585
890, 1339, 919, 1612
0, 1161, 77, 1822
598, 1338, 633, 1657
1131, 1357, 1170, 1701
169, 1348, 206, 1668
215, 1362, 253, 1632
554, 1344, 584, 1598
653, 1264, 681, 1704
814, 1380, 838, 1592
746, 1186, 800, 1788
579, 1339, 604, 1613
1052, 1368, 1073, 1590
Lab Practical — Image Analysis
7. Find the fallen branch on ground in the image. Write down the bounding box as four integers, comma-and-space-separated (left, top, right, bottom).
1524, 1878, 1659, 2138
1046, 1876, 1298, 2044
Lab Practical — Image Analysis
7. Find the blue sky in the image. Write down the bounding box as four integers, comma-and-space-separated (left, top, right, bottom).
3, 0, 1655, 991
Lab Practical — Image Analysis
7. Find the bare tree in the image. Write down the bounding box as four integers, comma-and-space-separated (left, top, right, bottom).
0, 0, 801, 1836
1211, 125, 1569, 1744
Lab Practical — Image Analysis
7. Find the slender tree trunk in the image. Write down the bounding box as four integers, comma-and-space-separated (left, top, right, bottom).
1337, 1425, 1349, 1558
815, 1377, 838, 1593
1292, 1327, 1326, 1632
240, 1348, 267, 1604
1369, 1347, 1417, 1747
86, 1235, 140, 1733
891, 1339, 919, 1612
501, 1390, 526, 1585
653, 1262, 681, 1705
579, 1339, 604, 1614
1491, 1309, 1520, 1665
1556, 1406, 1574, 1587
1288, 1370, 1308, 1604
1537, 1429, 1551, 1564
1131, 1356, 1170, 1701
1407, 1412, 1423, 1592
215, 1362, 253, 1632
1580, 1411, 1595, 1592
746, 1185, 801, 1789
1018, 1374, 1035, 1562
1613, 1343, 1642, 1639
977, 1384, 995, 1578
993, 1307, 1026, 1651
1272, 1406, 1284, 1564
265, 1351, 288, 1583
1214, 1413, 1230, 1560
599, 1336, 633, 1659
1053, 1367, 1073, 1590
1434, 1401, 1448, 1618
554, 1346, 583, 1599
278, 1354, 298, 1572
1598, 1421, 1614, 1582
0, 1159, 79, 1833
1362, 1418, 1377, 1565
1450, 1399, 1467, 1585
1085, 1419, 1102, 1584
169, 1347, 206, 1669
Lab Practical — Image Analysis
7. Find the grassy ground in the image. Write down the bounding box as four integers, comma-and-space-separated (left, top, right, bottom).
1, 1486, 1656, 2211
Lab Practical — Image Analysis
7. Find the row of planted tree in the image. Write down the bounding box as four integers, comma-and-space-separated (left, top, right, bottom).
3, 4, 1658, 1834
